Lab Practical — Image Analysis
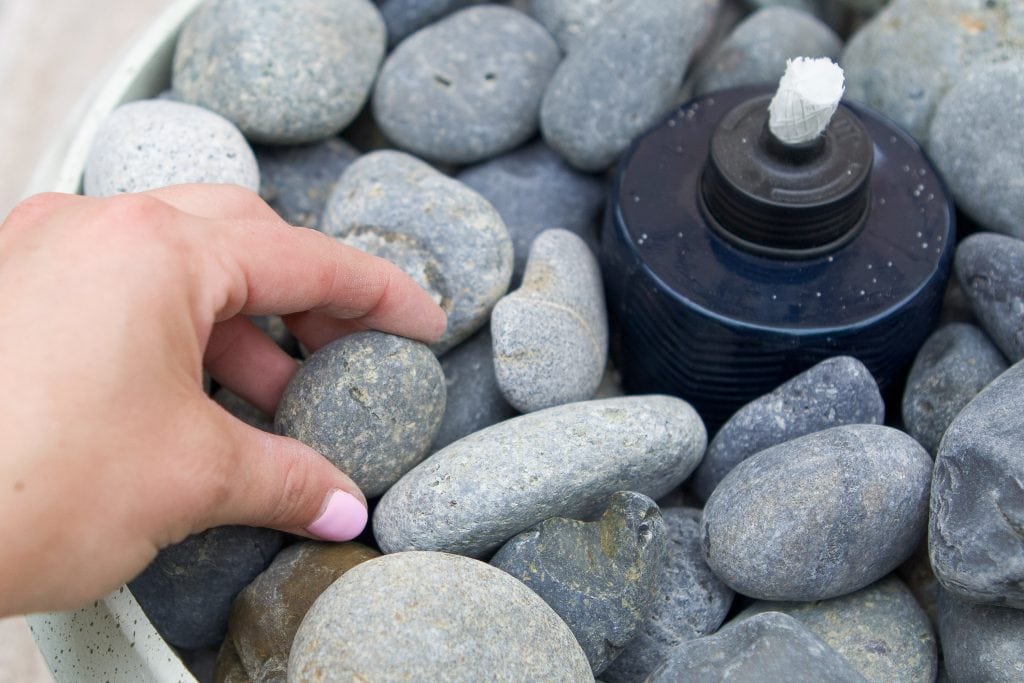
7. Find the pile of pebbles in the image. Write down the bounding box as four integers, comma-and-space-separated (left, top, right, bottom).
82, 0, 1024, 680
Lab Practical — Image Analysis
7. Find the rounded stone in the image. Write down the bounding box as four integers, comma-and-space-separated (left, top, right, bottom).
374, 395, 707, 557
255, 137, 359, 229
955, 232, 1024, 362
378, 0, 481, 47
930, 358, 1024, 608
490, 491, 666, 675
321, 150, 513, 355
212, 387, 272, 432
690, 356, 885, 502
274, 331, 445, 498
492, 228, 608, 412
527, 0, 621, 53
929, 59, 1024, 238
901, 322, 1008, 454
702, 424, 933, 601
172, 0, 385, 144
737, 576, 938, 682
603, 507, 734, 683
372, 6, 560, 164
83, 99, 258, 196
938, 588, 1024, 682
288, 551, 592, 681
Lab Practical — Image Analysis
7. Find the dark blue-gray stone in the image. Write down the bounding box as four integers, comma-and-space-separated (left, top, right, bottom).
929, 358, 1024, 608
129, 526, 284, 649
256, 138, 359, 229
378, 0, 482, 46
372, 6, 560, 164
938, 588, 1024, 682
901, 322, 1008, 454
172, 0, 385, 144
648, 612, 868, 683
527, 0, 621, 52
212, 387, 272, 432
955, 232, 1024, 362
702, 424, 933, 601
690, 356, 884, 502
491, 491, 665, 675
274, 331, 445, 498
456, 141, 605, 285
602, 507, 733, 683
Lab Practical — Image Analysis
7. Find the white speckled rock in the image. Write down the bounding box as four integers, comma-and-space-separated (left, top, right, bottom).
492, 229, 608, 412
84, 99, 258, 196
321, 150, 513, 355
288, 552, 592, 681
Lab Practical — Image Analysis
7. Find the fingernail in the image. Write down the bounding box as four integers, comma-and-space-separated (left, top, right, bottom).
305, 490, 367, 542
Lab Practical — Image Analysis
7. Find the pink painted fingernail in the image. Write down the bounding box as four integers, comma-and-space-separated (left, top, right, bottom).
305, 490, 367, 542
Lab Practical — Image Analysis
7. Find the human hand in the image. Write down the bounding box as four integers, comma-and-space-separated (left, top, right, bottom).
0, 185, 446, 616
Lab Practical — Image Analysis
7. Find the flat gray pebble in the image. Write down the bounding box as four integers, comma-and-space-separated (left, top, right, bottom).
84, 99, 258, 196
938, 588, 1024, 682
527, 0, 620, 53
690, 356, 884, 502
902, 322, 1008, 454
256, 137, 359, 229
602, 507, 733, 683
212, 387, 272, 432
955, 232, 1024, 362
930, 358, 1024, 607
288, 551, 592, 681
378, 0, 481, 46
374, 395, 707, 557
703, 424, 933, 601
492, 228, 608, 412
275, 331, 445, 498
372, 6, 560, 164
321, 150, 513, 354
173, 0, 385, 144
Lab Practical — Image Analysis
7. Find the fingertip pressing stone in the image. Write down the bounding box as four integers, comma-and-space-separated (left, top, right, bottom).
288, 551, 593, 681
372, 6, 561, 164
172, 0, 385, 144
602, 507, 734, 683
527, 0, 621, 53
456, 141, 606, 285
901, 322, 1008, 454
648, 611, 868, 683
378, 0, 481, 46
491, 491, 666, 675
737, 576, 938, 682
955, 232, 1024, 362
702, 424, 933, 601
84, 99, 258, 196
321, 150, 513, 354
274, 331, 446, 498
930, 358, 1024, 608
374, 395, 707, 557
128, 526, 285, 649
255, 137, 359, 229
492, 228, 608, 412
938, 588, 1024, 682
690, 356, 884, 502
212, 387, 273, 432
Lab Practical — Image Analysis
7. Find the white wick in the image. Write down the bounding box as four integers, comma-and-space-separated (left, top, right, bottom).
768, 57, 845, 145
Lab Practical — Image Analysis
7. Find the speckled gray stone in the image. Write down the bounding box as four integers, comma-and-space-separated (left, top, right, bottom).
84, 99, 258, 196
172, 0, 385, 144
378, 0, 482, 46
255, 137, 359, 229
492, 229, 608, 412
527, 0, 621, 53
938, 588, 1024, 682
955, 232, 1024, 362
841, 0, 1024, 145
540, 0, 710, 170
374, 395, 706, 557
456, 141, 605, 285
902, 322, 1008, 454
737, 576, 937, 682
703, 424, 933, 601
648, 612, 868, 683
691, 356, 885, 502
689, 7, 841, 96
602, 507, 733, 683
288, 551, 592, 681
372, 6, 560, 164
128, 526, 284, 649
491, 492, 665, 675
274, 331, 445, 498
929, 60, 1024, 238
432, 328, 517, 452
930, 358, 1024, 608
321, 150, 513, 354
213, 387, 272, 432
